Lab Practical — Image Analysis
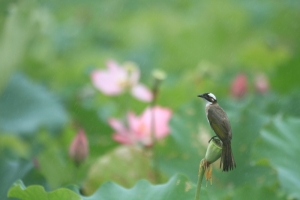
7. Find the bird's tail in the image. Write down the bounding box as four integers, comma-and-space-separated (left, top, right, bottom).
220, 142, 236, 171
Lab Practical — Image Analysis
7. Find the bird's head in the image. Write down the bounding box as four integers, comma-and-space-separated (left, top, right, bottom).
198, 93, 217, 104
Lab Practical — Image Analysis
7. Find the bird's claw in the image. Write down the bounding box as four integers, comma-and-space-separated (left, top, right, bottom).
208, 136, 218, 143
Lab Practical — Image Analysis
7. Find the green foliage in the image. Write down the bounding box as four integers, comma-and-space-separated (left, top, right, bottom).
0, 1, 34, 93
8, 180, 81, 200
8, 174, 206, 200
38, 147, 76, 189
157, 101, 208, 182
271, 56, 300, 94
0, 135, 29, 158
254, 116, 300, 199
231, 185, 285, 200
82, 175, 204, 200
81, 174, 206, 200
0, 158, 32, 200
0, 74, 67, 135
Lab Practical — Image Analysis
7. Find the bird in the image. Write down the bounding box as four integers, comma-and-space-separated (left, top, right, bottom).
198, 92, 236, 171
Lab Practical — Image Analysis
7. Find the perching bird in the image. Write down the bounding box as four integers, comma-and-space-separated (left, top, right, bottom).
198, 93, 236, 171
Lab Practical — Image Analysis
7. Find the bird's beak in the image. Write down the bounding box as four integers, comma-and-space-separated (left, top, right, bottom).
197, 94, 204, 98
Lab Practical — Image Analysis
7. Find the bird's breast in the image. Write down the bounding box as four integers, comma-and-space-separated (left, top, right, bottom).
205, 104, 211, 122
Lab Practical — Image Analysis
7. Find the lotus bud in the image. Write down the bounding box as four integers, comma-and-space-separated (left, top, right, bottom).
204, 138, 222, 164
69, 129, 89, 166
231, 73, 247, 98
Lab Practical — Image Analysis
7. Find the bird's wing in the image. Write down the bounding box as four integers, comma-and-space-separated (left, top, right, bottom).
207, 106, 232, 141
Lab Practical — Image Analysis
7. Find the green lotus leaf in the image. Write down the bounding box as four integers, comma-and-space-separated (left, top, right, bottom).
0, 159, 32, 200
7, 180, 81, 200
253, 115, 300, 199
0, 74, 67, 135
81, 174, 207, 200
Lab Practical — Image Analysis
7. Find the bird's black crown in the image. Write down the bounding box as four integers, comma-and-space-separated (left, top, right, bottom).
197, 93, 217, 103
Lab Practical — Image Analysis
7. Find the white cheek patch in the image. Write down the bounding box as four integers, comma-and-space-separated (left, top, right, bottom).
208, 93, 216, 100
205, 101, 212, 107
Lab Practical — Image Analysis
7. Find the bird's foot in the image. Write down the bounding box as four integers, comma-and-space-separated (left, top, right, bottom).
208, 136, 218, 143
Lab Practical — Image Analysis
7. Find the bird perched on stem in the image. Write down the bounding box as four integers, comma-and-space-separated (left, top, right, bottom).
198, 93, 236, 171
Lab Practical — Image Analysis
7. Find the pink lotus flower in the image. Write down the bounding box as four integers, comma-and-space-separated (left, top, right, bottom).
109, 106, 172, 146
91, 60, 153, 102
69, 129, 89, 165
255, 73, 269, 94
231, 73, 247, 98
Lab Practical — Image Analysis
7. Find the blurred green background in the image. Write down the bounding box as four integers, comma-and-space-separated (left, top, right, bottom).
1, 0, 300, 199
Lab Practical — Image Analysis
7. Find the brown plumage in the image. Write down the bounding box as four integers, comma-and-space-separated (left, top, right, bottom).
207, 103, 236, 171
